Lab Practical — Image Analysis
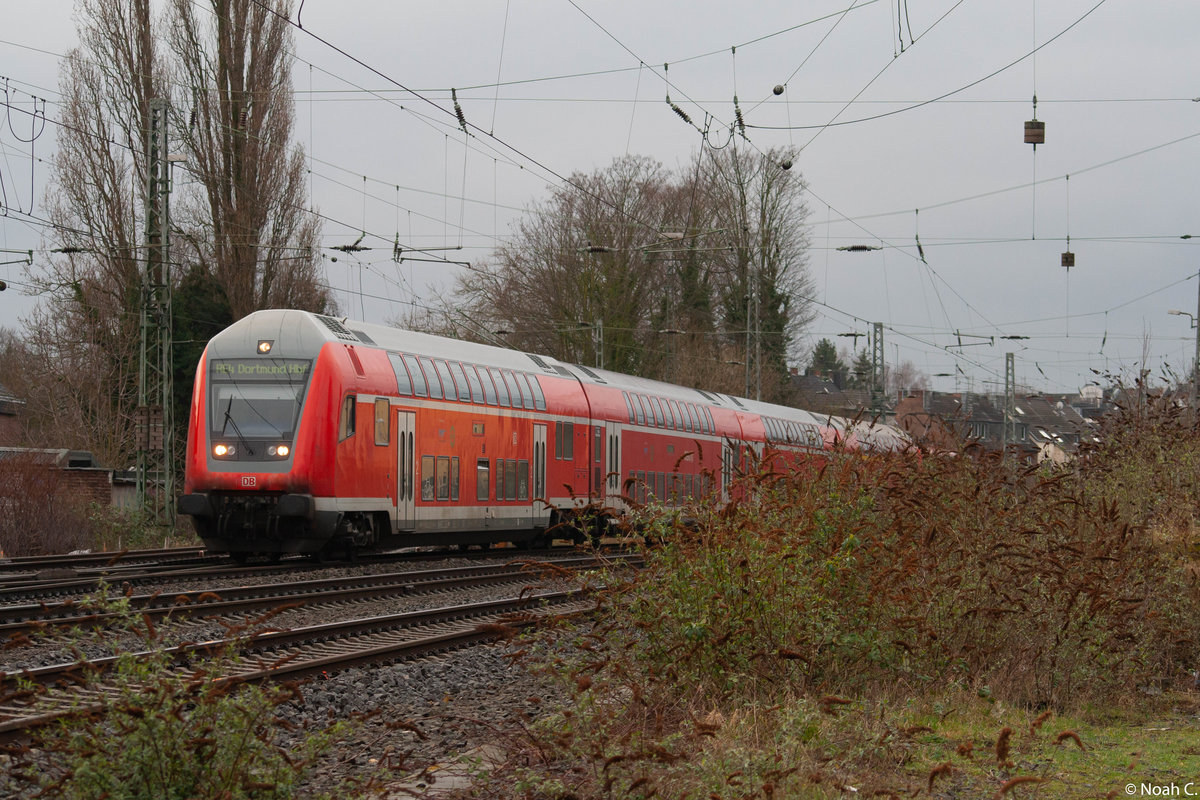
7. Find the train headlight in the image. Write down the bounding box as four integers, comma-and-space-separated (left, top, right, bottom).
213, 443, 234, 457
268, 444, 291, 457
257, 339, 274, 354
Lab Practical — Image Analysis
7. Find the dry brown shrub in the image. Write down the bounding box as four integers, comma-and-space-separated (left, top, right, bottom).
0, 453, 89, 555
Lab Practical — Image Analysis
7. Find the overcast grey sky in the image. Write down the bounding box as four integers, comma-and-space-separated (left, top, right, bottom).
3, 0, 1199, 395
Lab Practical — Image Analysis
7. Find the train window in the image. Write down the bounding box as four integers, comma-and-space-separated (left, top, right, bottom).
636, 471, 646, 504
501, 371, 522, 408
661, 399, 674, 430
555, 421, 574, 460
637, 395, 652, 426
684, 403, 698, 433
703, 407, 715, 435
451, 457, 460, 501
623, 392, 635, 424
448, 363, 473, 402
594, 426, 602, 464
339, 395, 356, 441
526, 374, 546, 411
475, 365, 498, 405
402, 355, 427, 397
511, 372, 532, 409
374, 398, 389, 445
505, 460, 517, 501
517, 460, 529, 500
678, 402, 692, 433
488, 368, 511, 407
656, 472, 665, 502
665, 400, 681, 431
649, 397, 665, 428
388, 354, 413, 396
435, 360, 458, 401
685, 473, 694, 499
476, 458, 490, 501
418, 357, 442, 399
495, 458, 505, 501
461, 364, 485, 403
421, 455, 435, 501
436, 456, 451, 501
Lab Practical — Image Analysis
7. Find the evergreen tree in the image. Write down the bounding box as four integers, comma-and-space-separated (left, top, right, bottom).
808, 338, 847, 387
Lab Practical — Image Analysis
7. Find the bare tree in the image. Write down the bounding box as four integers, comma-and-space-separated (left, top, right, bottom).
456, 155, 677, 376
25, 0, 327, 468
888, 360, 931, 398
699, 144, 814, 403
169, 0, 330, 319
29, 0, 164, 467
455, 148, 816, 401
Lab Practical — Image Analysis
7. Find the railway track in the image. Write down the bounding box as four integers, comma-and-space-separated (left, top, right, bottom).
0, 546, 209, 573
0, 588, 592, 741
0, 548, 637, 742
0, 544, 613, 603
0, 553, 638, 639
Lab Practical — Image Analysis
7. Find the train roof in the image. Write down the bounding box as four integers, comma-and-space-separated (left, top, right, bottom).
218, 311, 903, 443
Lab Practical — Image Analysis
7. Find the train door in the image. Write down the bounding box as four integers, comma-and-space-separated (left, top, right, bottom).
532, 423, 548, 525
605, 421, 622, 510
396, 410, 416, 530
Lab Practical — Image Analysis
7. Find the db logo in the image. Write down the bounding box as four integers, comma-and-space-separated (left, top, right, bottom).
241, 476, 257, 488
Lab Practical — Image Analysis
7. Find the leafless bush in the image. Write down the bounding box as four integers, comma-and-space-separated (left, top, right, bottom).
0, 455, 89, 556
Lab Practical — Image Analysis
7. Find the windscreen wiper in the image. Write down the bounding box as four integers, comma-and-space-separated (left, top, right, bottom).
220, 397, 255, 456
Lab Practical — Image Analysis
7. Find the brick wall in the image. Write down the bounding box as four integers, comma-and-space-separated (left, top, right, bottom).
55, 468, 114, 509
0, 415, 19, 447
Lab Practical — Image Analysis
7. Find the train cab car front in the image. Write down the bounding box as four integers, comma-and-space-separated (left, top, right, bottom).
180, 313, 337, 559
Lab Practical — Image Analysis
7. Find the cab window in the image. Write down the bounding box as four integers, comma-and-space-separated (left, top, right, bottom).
339, 395, 356, 441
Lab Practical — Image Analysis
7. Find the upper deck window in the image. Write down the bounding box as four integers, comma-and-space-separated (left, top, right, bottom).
526, 374, 547, 411
434, 360, 458, 400
402, 354, 427, 397
448, 362, 473, 402
488, 368, 511, 407
475, 366, 498, 405
649, 397, 665, 428
388, 353, 413, 395
462, 364, 486, 403
418, 357, 442, 399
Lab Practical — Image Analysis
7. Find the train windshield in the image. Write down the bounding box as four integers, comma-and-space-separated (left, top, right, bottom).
209, 359, 312, 438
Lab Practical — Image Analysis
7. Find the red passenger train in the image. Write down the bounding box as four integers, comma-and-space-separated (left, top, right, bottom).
178, 310, 906, 560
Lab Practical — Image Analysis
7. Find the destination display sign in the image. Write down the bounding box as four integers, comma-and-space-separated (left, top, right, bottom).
211, 359, 312, 380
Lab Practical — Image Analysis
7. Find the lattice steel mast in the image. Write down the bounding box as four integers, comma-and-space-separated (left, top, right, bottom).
137, 98, 174, 527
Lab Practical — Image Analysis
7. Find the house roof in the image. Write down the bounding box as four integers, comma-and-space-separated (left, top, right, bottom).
0, 381, 23, 416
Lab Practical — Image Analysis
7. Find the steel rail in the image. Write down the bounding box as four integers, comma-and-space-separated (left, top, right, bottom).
0, 589, 592, 740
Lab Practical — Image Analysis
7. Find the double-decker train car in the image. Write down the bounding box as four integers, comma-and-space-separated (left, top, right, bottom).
178, 310, 906, 560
